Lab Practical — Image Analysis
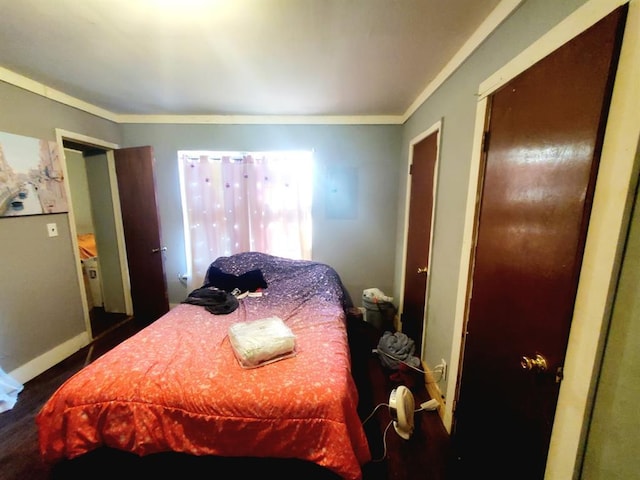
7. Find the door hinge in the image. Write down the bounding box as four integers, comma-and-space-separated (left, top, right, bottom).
409, 163, 413, 175
555, 366, 564, 384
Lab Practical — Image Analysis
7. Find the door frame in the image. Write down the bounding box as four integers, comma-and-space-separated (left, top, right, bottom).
399, 119, 442, 357
447, 0, 640, 478
55, 129, 134, 338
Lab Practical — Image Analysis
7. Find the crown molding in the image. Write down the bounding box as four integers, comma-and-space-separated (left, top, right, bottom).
401, 0, 525, 123
116, 114, 404, 125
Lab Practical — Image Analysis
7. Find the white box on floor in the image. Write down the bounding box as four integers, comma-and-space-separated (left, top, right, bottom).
82, 256, 103, 307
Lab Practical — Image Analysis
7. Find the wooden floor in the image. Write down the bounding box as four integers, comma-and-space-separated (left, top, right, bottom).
89, 306, 131, 338
0, 316, 456, 480
350, 317, 457, 480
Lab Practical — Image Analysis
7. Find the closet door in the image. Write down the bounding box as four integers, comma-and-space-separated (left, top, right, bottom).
401, 128, 439, 353
452, 7, 627, 479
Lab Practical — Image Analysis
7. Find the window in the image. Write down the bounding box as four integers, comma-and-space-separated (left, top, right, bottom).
178, 150, 313, 288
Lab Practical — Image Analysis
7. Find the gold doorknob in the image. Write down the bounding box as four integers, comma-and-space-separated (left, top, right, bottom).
417, 267, 428, 274
520, 354, 548, 372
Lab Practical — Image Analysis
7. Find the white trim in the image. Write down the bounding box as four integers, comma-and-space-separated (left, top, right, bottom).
478, 0, 630, 98
547, 1, 640, 478
450, 1, 640, 478
398, 119, 442, 350
55, 130, 93, 339
9, 332, 89, 385
55, 129, 119, 150
446, 96, 488, 432
0, 65, 404, 125
401, 0, 525, 122
1, 67, 119, 122
117, 114, 404, 125
54, 129, 134, 325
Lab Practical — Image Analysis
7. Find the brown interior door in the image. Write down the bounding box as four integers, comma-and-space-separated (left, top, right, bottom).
114, 146, 169, 323
452, 7, 627, 479
401, 130, 438, 353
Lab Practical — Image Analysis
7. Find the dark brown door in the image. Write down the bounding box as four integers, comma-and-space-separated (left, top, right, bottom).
401, 130, 438, 353
114, 146, 169, 323
452, 8, 626, 479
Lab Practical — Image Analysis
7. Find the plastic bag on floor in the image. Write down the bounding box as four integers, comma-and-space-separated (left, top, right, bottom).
0, 367, 23, 413
376, 331, 421, 370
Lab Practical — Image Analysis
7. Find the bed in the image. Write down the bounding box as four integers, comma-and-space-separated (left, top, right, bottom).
36, 252, 371, 479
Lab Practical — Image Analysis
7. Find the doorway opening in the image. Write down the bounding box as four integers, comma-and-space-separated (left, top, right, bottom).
57, 131, 133, 340
399, 121, 441, 357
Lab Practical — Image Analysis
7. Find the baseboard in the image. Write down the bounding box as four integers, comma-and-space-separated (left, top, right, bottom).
9, 331, 90, 385
422, 360, 447, 422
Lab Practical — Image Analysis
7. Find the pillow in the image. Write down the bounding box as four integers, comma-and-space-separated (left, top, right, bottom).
204, 266, 268, 293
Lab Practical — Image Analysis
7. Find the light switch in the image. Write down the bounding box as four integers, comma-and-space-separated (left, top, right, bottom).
47, 223, 58, 237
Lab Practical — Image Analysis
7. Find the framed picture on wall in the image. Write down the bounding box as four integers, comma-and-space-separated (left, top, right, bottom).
0, 131, 68, 217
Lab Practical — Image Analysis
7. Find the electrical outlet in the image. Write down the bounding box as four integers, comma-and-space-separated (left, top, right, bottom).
47, 223, 58, 237
441, 358, 447, 381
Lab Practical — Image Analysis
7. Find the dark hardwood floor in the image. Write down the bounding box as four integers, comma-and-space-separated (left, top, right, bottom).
0, 317, 146, 480
350, 317, 457, 480
89, 306, 131, 338
0, 316, 455, 480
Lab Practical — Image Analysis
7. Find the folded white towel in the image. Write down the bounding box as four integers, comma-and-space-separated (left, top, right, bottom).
228, 316, 296, 368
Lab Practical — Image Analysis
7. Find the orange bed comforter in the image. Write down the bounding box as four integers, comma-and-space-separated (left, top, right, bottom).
37, 252, 371, 479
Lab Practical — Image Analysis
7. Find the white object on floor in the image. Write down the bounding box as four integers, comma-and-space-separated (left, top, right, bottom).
82, 256, 103, 307
0, 367, 23, 412
389, 385, 415, 439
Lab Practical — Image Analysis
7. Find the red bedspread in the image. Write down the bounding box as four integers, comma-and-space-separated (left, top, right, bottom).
37, 253, 371, 479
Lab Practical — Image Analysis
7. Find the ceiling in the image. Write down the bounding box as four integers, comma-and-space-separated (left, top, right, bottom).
0, 0, 508, 120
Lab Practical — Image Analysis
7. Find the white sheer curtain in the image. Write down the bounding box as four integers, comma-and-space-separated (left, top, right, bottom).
179, 151, 313, 289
